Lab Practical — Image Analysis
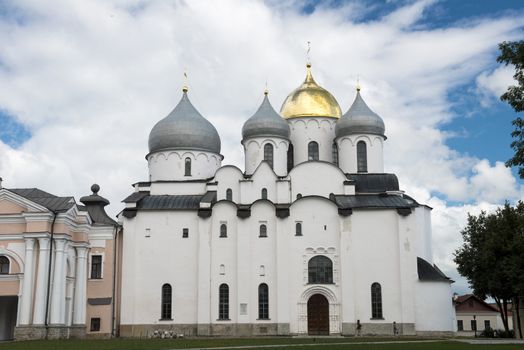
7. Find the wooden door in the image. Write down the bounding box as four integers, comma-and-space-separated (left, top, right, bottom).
307, 294, 329, 335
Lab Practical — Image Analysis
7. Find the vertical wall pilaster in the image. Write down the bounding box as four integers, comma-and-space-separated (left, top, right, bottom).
50, 239, 67, 324
73, 246, 88, 325
19, 237, 36, 325
33, 237, 50, 325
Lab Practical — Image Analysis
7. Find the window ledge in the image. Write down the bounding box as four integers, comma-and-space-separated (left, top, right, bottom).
159, 318, 173, 321
370, 317, 385, 320
216, 319, 231, 321
256, 318, 271, 321
89, 278, 103, 281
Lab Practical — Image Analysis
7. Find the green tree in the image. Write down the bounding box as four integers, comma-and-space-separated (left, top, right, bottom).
497, 40, 524, 178
454, 202, 524, 336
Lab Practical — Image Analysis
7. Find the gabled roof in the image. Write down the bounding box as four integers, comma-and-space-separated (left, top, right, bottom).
417, 257, 452, 282
9, 188, 75, 212
455, 294, 500, 313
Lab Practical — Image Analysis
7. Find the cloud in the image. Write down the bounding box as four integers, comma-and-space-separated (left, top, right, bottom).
476, 65, 516, 107
0, 0, 522, 294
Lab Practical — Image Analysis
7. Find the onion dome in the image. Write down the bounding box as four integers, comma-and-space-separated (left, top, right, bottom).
148, 89, 221, 154
280, 64, 342, 119
335, 88, 385, 138
242, 91, 290, 140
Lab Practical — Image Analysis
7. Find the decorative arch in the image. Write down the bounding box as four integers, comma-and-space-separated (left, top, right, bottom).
300, 285, 337, 304
0, 247, 23, 272
166, 151, 182, 160
298, 285, 341, 334
305, 119, 321, 129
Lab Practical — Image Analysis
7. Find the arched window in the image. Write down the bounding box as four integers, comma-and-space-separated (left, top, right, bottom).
259, 224, 267, 238
264, 143, 274, 169
332, 143, 339, 166
261, 188, 267, 199
308, 256, 333, 284
371, 282, 383, 319
220, 224, 227, 238
295, 222, 302, 236
0, 256, 9, 274
184, 157, 191, 176
287, 144, 294, 172
161, 283, 172, 320
258, 283, 269, 319
226, 188, 233, 201
219, 284, 229, 320
357, 141, 367, 173
308, 141, 319, 161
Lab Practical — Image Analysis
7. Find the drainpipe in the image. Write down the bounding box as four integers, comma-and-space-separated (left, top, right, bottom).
44, 211, 58, 339
110, 224, 121, 337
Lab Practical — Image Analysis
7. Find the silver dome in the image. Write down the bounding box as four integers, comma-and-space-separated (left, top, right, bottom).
335, 90, 385, 138
242, 93, 290, 140
148, 91, 221, 154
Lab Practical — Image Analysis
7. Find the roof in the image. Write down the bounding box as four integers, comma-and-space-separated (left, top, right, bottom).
417, 257, 451, 282
455, 294, 500, 313
242, 93, 290, 140
9, 188, 75, 212
347, 173, 400, 193
335, 90, 385, 138
79, 184, 117, 226
334, 194, 416, 209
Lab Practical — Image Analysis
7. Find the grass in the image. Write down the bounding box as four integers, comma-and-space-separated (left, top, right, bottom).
0, 337, 522, 350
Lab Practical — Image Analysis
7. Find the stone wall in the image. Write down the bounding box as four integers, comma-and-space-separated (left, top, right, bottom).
341, 322, 416, 336
120, 323, 287, 337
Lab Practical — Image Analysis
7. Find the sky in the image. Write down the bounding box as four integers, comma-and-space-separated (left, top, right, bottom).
0, 0, 523, 296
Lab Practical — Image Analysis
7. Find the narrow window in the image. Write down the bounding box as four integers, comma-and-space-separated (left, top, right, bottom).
220, 224, 227, 238
357, 141, 367, 173
258, 283, 269, 319
308, 141, 319, 161
218, 284, 229, 320
90, 317, 101, 332
90, 255, 102, 279
471, 319, 477, 331
259, 224, 267, 238
184, 157, 191, 176
264, 143, 274, 169
371, 282, 383, 319
287, 143, 294, 172
261, 188, 267, 200
457, 320, 463, 331
484, 320, 490, 330
332, 143, 339, 166
0, 256, 9, 274
161, 283, 172, 320
308, 256, 333, 284
226, 188, 233, 201
295, 222, 302, 236
182, 228, 189, 238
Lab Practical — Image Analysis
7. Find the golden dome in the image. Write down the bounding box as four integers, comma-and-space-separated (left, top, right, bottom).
280, 64, 342, 119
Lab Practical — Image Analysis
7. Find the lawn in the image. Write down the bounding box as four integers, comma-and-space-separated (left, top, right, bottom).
0, 338, 522, 350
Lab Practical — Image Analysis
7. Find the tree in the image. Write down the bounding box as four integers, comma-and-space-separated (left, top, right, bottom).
497, 41, 524, 178
454, 202, 524, 336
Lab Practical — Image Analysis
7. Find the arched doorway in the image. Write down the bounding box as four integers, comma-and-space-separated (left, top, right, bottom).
307, 294, 329, 335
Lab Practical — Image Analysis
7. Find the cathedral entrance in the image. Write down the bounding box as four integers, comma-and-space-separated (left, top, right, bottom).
307, 294, 329, 335
0, 296, 18, 340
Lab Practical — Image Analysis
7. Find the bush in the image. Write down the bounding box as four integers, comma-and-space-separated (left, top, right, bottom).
480, 328, 495, 338
494, 329, 515, 338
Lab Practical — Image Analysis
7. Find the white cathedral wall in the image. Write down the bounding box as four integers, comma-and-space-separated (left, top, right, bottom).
414, 206, 433, 263
149, 182, 207, 196
147, 150, 221, 182
288, 118, 337, 165
288, 162, 345, 199
337, 135, 384, 174
415, 281, 455, 332
243, 138, 289, 177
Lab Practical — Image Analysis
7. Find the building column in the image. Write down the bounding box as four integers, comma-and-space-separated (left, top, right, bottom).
50, 239, 67, 325
19, 237, 36, 325
33, 237, 50, 325
73, 246, 88, 325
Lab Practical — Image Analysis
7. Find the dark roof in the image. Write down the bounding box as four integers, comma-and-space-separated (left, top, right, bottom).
347, 173, 400, 193
138, 195, 203, 210
417, 257, 451, 282
79, 184, 117, 226
455, 294, 499, 313
122, 191, 149, 203
9, 188, 75, 212
334, 194, 416, 209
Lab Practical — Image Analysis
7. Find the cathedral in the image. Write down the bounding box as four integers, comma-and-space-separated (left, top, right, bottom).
118, 63, 455, 336
0, 63, 456, 340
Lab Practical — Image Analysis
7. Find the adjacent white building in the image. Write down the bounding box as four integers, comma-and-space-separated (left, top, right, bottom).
118, 65, 456, 337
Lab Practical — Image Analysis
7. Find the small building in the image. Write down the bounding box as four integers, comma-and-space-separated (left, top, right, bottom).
454, 294, 512, 336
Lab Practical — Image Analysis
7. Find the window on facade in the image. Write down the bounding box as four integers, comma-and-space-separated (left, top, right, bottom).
484, 320, 490, 330
357, 141, 367, 173
261, 188, 268, 200
287, 143, 294, 172
332, 143, 339, 166
182, 228, 189, 238
371, 282, 383, 319
0, 256, 9, 274
258, 283, 269, 319
220, 224, 227, 238
308, 141, 319, 161
295, 222, 302, 236
161, 283, 172, 320
184, 157, 191, 176
219, 284, 229, 320
226, 188, 233, 201
471, 320, 477, 331
457, 320, 463, 331
90, 317, 101, 332
308, 256, 333, 284
259, 224, 267, 238
90, 255, 102, 279
264, 143, 274, 169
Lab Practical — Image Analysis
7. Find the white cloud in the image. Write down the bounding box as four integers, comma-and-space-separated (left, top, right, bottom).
0, 0, 523, 294
476, 65, 516, 107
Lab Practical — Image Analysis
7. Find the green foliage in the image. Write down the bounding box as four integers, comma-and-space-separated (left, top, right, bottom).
498, 41, 524, 178
454, 201, 524, 333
